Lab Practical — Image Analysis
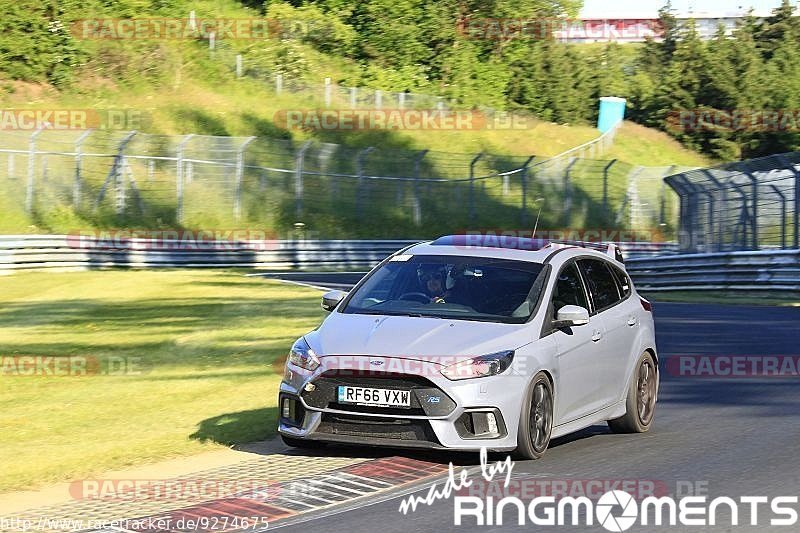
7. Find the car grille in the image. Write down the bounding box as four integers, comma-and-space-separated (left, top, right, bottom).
301, 370, 457, 417
316, 413, 440, 444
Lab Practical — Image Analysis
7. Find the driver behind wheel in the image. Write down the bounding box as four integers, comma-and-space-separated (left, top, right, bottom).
417, 264, 451, 303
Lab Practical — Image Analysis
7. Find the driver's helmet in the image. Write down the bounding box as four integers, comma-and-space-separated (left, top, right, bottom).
417, 264, 447, 293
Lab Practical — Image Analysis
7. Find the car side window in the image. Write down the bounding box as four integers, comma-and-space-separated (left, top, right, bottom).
610, 264, 631, 298
552, 263, 589, 312
578, 259, 621, 313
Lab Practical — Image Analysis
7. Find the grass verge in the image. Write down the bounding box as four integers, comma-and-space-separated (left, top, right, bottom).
0, 270, 324, 494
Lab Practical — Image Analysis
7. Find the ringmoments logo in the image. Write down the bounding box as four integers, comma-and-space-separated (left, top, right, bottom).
397, 448, 799, 530
595, 490, 638, 532
452, 490, 800, 529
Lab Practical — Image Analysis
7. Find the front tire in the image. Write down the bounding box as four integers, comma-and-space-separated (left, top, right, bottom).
608, 351, 658, 434
515, 372, 554, 460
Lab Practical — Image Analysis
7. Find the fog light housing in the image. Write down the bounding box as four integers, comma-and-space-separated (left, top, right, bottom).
282, 398, 291, 418
279, 395, 305, 427
455, 409, 506, 439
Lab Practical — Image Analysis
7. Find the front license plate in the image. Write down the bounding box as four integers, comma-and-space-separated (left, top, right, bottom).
337, 386, 411, 407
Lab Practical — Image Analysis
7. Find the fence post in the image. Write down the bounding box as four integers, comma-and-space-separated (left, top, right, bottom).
602, 159, 617, 215
519, 156, 535, 226
375, 90, 382, 110
412, 150, 428, 225
621, 166, 643, 227
469, 153, 484, 224
294, 140, 313, 220
660, 165, 677, 227
741, 163, 759, 249
235, 54, 243, 78
176, 134, 194, 223
324, 77, 332, 107
770, 184, 787, 249
398, 92, 406, 110
115, 131, 137, 215
794, 163, 800, 249
209, 32, 216, 54
350, 87, 357, 108
74, 129, 93, 210
25, 128, 43, 213
7, 153, 14, 179
413, 149, 428, 180
777, 155, 799, 248
355, 147, 375, 220
562, 157, 578, 225
234, 136, 256, 220
276, 74, 283, 94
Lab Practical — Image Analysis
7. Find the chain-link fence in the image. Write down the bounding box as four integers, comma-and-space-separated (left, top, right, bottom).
665, 152, 800, 252
0, 128, 688, 238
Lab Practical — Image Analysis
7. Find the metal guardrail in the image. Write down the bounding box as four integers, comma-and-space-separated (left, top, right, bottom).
0, 236, 676, 272
4, 236, 796, 293
0, 236, 417, 271
626, 249, 800, 292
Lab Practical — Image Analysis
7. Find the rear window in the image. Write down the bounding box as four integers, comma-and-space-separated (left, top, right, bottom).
610, 264, 632, 298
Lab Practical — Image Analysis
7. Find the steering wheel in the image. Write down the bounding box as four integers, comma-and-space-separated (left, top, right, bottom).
398, 292, 431, 304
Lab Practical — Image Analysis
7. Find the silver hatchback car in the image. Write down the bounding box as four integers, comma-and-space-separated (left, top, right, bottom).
278, 236, 658, 459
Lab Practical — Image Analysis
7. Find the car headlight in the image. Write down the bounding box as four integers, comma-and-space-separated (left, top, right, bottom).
440, 350, 515, 380
287, 337, 320, 372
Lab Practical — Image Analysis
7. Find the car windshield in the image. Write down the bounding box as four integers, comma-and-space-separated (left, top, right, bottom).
341, 255, 547, 324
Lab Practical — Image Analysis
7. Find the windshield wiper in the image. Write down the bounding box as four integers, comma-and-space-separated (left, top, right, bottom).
397, 312, 445, 319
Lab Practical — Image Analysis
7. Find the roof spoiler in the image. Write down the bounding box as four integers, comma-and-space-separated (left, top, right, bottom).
546, 241, 624, 264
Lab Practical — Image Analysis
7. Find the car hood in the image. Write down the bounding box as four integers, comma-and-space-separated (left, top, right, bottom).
307, 311, 532, 361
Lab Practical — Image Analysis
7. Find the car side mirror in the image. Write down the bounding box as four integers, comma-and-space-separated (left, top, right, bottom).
321, 290, 347, 312
554, 305, 590, 328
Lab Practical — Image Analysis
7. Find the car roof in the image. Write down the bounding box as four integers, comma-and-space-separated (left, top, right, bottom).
404, 235, 623, 266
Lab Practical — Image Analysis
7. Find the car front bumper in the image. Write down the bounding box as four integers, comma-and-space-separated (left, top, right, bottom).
277, 363, 524, 452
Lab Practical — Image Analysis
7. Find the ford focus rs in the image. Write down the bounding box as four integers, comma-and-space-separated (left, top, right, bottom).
277, 236, 658, 459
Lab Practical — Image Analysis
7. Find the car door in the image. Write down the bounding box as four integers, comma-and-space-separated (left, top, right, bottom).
607, 263, 642, 401
577, 258, 630, 408
547, 261, 608, 424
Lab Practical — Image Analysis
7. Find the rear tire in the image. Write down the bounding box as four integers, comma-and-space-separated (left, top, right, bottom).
281, 434, 326, 449
515, 372, 554, 460
608, 351, 658, 434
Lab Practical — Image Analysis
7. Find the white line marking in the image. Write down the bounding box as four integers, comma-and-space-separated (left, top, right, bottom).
319, 474, 381, 491
336, 472, 393, 487
306, 479, 367, 495
267, 466, 483, 530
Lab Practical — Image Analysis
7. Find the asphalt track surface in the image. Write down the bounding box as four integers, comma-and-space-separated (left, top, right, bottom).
261, 273, 800, 532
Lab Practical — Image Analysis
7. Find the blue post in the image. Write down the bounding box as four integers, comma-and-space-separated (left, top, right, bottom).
597, 97, 627, 133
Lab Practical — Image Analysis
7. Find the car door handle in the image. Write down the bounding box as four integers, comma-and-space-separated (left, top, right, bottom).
627, 317, 638, 326
591, 330, 602, 342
